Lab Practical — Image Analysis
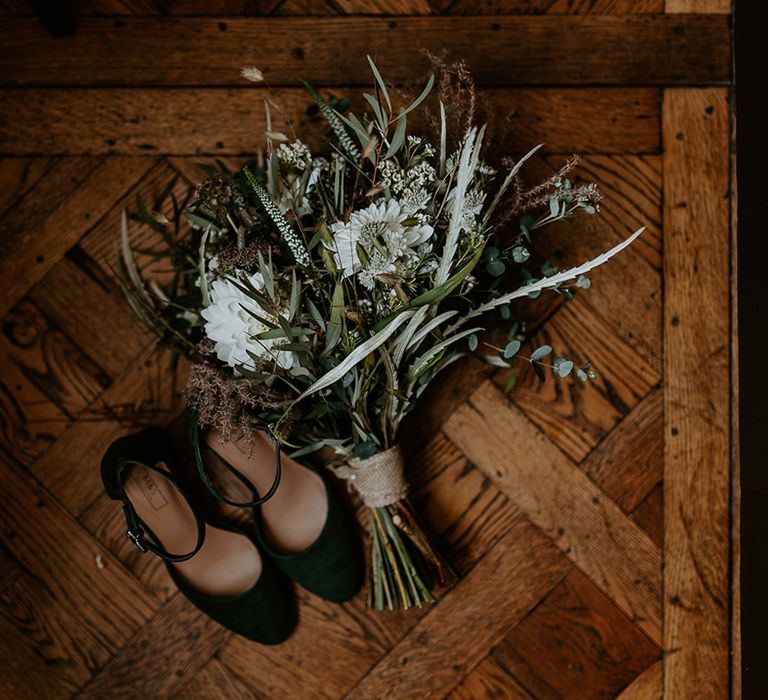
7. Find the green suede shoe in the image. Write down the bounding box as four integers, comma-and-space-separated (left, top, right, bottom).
101, 427, 296, 645
252, 467, 364, 604
187, 410, 364, 603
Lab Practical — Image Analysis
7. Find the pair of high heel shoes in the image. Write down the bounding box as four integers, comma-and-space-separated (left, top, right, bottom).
101, 415, 363, 644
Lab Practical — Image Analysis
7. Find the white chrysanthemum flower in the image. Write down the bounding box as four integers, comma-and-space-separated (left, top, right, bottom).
327, 199, 434, 282
201, 272, 293, 370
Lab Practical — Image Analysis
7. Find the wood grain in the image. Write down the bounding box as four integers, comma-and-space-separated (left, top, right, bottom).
0, 16, 731, 86
519, 154, 663, 370
666, 0, 731, 12
0, 156, 154, 319
448, 0, 664, 13
0, 157, 52, 216
28, 344, 183, 516
409, 431, 522, 575
448, 655, 534, 700
493, 568, 659, 700
444, 380, 662, 644
662, 87, 731, 699
78, 593, 230, 698
171, 658, 256, 700
0, 4, 735, 697
28, 251, 151, 379
0, 300, 110, 466
631, 483, 663, 548
0, 453, 160, 654
581, 388, 663, 513
494, 298, 659, 463
348, 514, 569, 698
0, 609, 75, 699
616, 660, 662, 699
0, 87, 661, 156
219, 588, 419, 699
0, 572, 112, 692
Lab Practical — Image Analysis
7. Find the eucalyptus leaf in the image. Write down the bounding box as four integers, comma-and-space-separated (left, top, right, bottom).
385, 111, 407, 159
554, 359, 574, 377
530, 345, 552, 361
502, 340, 521, 359
367, 55, 392, 111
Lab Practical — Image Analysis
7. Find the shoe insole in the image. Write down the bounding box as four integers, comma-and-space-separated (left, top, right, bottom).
205, 432, 328, 555
123, 463, 262, 597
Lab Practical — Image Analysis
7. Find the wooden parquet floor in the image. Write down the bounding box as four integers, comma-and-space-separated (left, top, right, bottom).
0, 1, 735, 698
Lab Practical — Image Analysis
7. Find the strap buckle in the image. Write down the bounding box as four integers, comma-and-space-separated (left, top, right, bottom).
126, 528, 148, 552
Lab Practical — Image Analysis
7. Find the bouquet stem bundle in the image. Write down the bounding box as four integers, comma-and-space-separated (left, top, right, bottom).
332, 444, 454, 609
370, 500, 453, 610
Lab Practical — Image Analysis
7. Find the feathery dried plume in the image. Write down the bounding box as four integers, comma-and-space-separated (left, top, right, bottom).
185, 364, 289, 447
241, 66, 264, 83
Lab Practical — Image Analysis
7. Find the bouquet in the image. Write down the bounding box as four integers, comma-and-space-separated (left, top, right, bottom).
117, 57, 641, 610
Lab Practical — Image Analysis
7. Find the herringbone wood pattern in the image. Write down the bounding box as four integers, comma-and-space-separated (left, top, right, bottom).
0, 1, 735, 698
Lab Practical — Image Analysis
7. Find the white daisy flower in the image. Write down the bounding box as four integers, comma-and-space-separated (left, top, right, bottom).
327, 199, 434, 282
200, 272, 293, 371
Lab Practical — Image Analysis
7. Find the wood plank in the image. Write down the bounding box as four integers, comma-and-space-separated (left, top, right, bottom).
219, 586, 418, 699
492, 568, 660, 699
581, 388, 663, 513
408, 431, 521, 575
666, 0, 730, 12
29, 344, 183, 516
77, 158, 192, 282
662, 87, 730, 698
0, 87, 661, 156
729, 88, 740, 700
28, 251, 152, 379
0, 571, 112, 692
78, 492, 176, 602
494, 298, 659, 463
78, 593, 230, 698
0, 16, 731, 86
448, 0, 664, 12
444, 380, 662, 644
0, 610, 75, 700
347, 514, 570, 698
0, 300, 111, 466
449, 655, 534, 700
616, 660, 662, 700
0, 544, 24, 592
333, 0, 434, 12
0, 155, 155, 319
171, 658, 255, 700
274, 0, 336, 14
0, 157, 52, 216
77, 0, 283, 12
631, 482, 663, 547
0, 452, 160, 653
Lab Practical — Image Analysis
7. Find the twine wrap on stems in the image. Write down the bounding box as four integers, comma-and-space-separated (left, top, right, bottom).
332, 445, 408, 508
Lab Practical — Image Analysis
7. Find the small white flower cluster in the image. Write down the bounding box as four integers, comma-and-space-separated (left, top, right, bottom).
380, 160, 436, 201
277, 140, 312, 171
406, 135, 436, 158
461, 188, 486, 230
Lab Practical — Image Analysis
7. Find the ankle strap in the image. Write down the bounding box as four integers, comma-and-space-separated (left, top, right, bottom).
119, 463, 206, 563
187, 410, 282, 509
